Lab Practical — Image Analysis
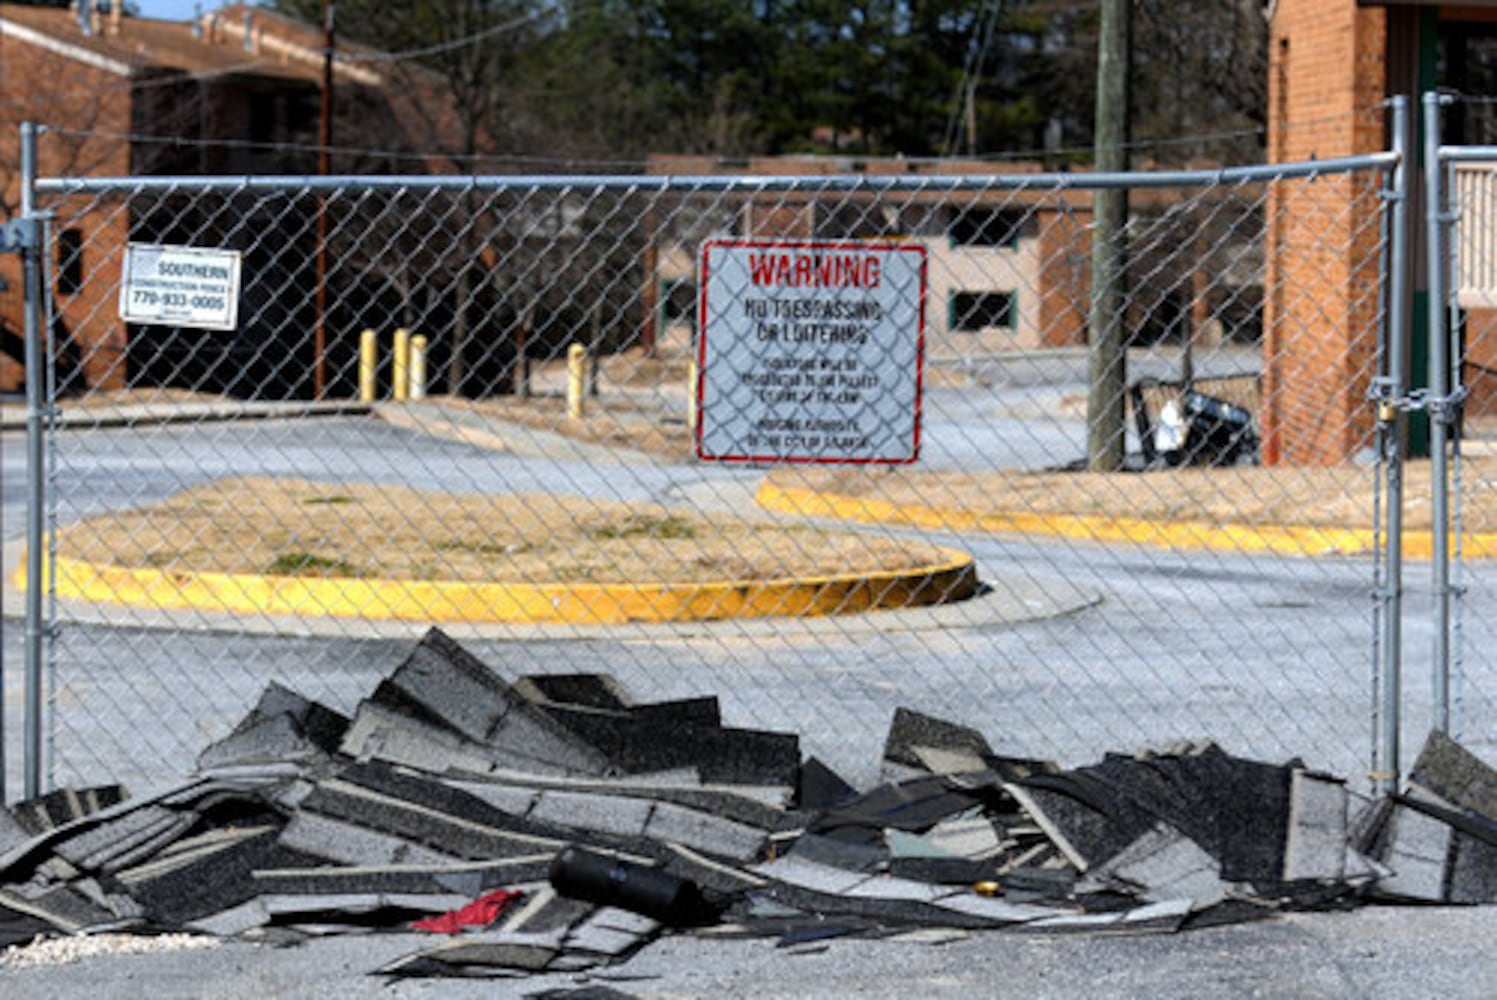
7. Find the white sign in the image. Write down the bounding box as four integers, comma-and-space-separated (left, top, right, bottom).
695, 239, 926, 464
119, 243, 242, 331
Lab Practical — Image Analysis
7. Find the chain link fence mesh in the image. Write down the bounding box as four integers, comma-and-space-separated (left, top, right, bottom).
1442, 96, 1497, 770
5, 127, 1404, 795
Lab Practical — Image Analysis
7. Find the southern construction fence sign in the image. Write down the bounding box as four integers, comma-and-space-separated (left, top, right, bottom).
119, 243, 242, 331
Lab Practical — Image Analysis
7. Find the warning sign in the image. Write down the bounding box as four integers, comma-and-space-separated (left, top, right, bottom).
695, 239, 926, 464
119, 243, 242, 331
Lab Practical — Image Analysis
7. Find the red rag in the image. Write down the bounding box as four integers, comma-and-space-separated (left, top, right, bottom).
412, 888, 524, 934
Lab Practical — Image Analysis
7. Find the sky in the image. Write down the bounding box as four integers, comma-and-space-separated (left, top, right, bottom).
131, 1, 250, 24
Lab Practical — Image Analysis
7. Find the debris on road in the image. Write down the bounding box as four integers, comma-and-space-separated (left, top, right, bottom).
1, 931, 219, 970
0, 628, 1492, 981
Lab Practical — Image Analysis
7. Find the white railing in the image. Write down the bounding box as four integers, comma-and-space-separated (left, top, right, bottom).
1456, 163, 1497, 308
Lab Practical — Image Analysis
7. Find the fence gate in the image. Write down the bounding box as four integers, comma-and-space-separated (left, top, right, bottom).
4, 117, 1417, 800
1430, 91, 1497, 774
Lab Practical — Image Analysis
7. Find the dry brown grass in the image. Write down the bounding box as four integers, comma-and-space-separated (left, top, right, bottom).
61, 388, 227, 408
41, 378, 1497, 587
56, 476, 960, 583
597, 348, 694, 387
447, 396, 695, 460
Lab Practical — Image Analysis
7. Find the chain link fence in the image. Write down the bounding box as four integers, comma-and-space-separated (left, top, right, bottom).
3, 124, 1408, 797
1436, 93, 1497, 772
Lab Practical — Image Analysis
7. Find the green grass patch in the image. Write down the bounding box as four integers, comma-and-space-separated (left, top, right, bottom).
265, 551, 359, 576
303, 495, 356, 505
590, 514, 696, 541
142, 549, 215, 568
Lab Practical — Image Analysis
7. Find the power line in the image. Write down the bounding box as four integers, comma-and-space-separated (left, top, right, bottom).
27, 116, 1276, 175
940, 0, 1002, 158
29, 123, 662, 173
336, 6, 553, 64
0, 0, 552, 107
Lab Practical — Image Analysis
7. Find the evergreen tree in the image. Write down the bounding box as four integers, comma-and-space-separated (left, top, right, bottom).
267, 0, 1269, 165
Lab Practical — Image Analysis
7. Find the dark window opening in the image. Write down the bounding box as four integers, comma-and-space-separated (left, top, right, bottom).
948, 207, 1025, 248
249, 93, 277, 145
1440, 23, 1497, 145
661, 279, 697, 324
815, 202, 890, 239
57, 228, 83, 295
951, 291, 1014, 332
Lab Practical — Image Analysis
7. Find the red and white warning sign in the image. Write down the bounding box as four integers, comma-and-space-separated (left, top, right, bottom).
695, 239, 926, 463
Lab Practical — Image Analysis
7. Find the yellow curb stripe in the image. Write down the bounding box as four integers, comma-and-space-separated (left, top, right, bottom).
755, 482, 1497, 559
18, 550, 978, 625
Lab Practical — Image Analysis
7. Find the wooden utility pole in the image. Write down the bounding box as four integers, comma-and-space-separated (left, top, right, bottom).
1087, 0, 1131, 471
314, 0, 336, 399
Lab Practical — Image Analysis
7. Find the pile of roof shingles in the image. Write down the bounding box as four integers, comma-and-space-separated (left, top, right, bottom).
1, 628, 1493, 979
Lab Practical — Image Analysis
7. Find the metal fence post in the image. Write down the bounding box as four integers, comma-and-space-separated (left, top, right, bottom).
20, 122, 47, 799
1424, 92, 1455, 736
1374, 96, 1411, 794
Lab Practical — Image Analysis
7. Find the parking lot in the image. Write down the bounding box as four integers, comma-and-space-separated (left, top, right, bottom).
3, 348, 1444, 793
1, 346, 1494, 994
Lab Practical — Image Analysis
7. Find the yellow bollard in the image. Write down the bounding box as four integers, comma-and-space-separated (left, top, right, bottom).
393, 327, 410, 402
566, 343, 586, 419
687, 354, 699, 433
410, 334, 428, 401
358, 328, 377, 403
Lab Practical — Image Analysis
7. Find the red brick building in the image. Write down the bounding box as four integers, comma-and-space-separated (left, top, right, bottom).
1264, 0, 1497, 464
644, 154, 1096, 358
0, 3, 464, 396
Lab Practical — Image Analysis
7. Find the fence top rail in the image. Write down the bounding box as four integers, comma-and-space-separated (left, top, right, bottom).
1439, 146, 1497, 165
32, 152, 1397, 197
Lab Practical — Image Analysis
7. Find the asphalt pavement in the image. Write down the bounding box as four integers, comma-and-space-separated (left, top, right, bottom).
1, 900, 1493, 998
0, 349, 1493, 995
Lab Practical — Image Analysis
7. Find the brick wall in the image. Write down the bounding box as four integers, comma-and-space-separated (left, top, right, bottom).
1, 32, 133, 393
1263, 0, 1387, 465
2, 6, 476, 399
1462, 308, 1497, 418
1035, 206, 1089, 349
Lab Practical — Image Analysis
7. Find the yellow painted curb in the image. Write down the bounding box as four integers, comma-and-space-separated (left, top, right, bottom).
16, 549, 979, 626
756, 481, 1497, 559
